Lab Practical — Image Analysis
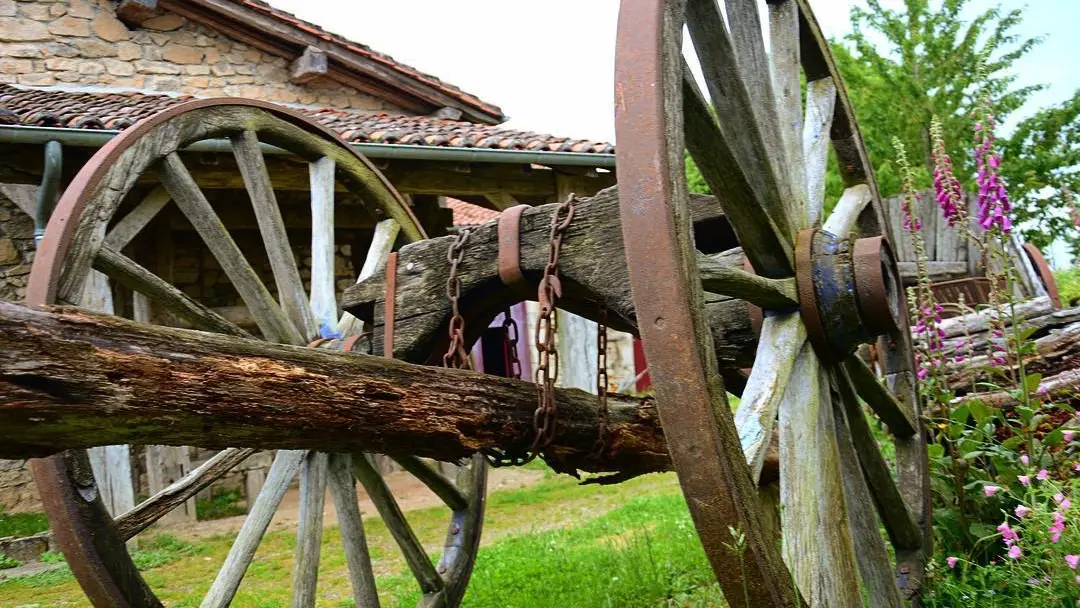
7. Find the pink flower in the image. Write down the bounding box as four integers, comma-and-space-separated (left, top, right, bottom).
1037, 469, 1050, 481
1008, 545, 1022, 559
1019, 475, 1031, 486
1062, 499, 1073, 510
1068, 555, 1080, 570
1021, 454, 1030, 465
947, 556, 959, 568
998, 522, 1018, 543
984, 485, 1001, 497
1074, 462, 1080, 472
1015, 505, 1032, 518
1056, 492, 1066, 503
1065, 430, 1075, 442
917, 367, 929, 380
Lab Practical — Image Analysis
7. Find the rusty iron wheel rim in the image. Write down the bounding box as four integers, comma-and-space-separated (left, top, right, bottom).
615, 0, 925, 604
26, 98, 486, 608
852, 235, 903, 336
1022, 242, 1063, 308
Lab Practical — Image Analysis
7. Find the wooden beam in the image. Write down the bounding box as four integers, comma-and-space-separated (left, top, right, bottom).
290, 46, 328, 84
0, 301, 671, 477
483, 192, 519, 211
341, 186, 756, 366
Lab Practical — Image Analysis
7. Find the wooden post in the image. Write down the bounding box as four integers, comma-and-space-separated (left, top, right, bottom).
144, 446, 196, 524
81, 270, 136, 520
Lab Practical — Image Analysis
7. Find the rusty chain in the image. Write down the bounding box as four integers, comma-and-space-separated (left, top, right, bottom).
530, 194, 575, 457
442, 228, 472, 370
591, 304, 610, 458
502, 308, 523, 381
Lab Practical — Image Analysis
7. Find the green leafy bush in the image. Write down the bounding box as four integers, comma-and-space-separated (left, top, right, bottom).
196, 489, 247, 520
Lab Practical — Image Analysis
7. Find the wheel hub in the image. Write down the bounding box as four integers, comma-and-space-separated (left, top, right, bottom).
795, 229, 903, 363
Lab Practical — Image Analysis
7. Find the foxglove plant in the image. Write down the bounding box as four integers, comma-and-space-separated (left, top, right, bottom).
931, 116, 968, 228
893, 137, 948, 395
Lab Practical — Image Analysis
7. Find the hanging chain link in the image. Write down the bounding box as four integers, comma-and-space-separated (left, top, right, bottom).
442, 228, 472, 369
591, 304, 610, 458
530, 194, 575, 456
502, 308, 523, 381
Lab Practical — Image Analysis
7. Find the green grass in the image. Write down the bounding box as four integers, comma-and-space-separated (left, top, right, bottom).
0, 553, 20, 569
0, 468, 709, 607
0, 509, 50, 538
389, 492, 723, 608
196, 489, 248, 520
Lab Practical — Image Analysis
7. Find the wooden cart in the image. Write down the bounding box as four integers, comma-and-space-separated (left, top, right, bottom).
16, 1, 939, 606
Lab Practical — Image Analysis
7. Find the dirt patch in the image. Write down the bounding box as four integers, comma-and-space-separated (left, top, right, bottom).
156, 465, 546, 541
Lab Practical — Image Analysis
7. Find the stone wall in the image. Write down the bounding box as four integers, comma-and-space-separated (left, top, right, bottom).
0, 194, 31, 303
0, 0, 396, 110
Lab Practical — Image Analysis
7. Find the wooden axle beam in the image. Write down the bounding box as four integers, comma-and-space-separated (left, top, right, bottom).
0, 301, 671, 478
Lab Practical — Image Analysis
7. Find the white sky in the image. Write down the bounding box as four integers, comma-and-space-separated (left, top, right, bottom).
264, 0, 1080, 144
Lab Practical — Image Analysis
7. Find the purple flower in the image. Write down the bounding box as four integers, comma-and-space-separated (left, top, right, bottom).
917, 367, 930, 380
1015, 505, 1032, 518
1037, 469, 1050, 481
1008, 545, 1022, 559
974, 113, 1012, 234
984, 485, 1001, 497
1062, 498, 1072, 510
1019, 475, 1031, 486
998, 522, 1018, 543
1065, 430, 1075, 442
946, 556, 959, 568
1021, 454, 1030, 466
1074, 462, 1080, 472
1068, 555, 1080, 570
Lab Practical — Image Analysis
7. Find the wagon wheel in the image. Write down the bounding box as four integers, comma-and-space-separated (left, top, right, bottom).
615, 1, 930, 607
27, 99, 487, 608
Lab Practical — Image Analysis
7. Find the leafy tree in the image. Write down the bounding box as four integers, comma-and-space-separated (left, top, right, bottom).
997, 90, 1080, 256
839, 0, 1043, 194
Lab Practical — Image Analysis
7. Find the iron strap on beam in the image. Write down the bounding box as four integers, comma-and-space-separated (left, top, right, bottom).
0, 125, 617, 169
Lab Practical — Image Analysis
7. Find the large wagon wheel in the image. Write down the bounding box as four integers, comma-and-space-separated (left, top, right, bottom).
27, 99, 486, 608
615, 1, 930, 606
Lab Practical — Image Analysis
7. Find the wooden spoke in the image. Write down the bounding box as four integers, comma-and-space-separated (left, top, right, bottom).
160, 152, 305, 346
768, 0, 807, 221
391, 455, 468, 512
697, 252, 797, 309
734, 313, 806, 480
309, 156, 338, 336
116, 448, 255, 540
326, 454, 381, 608
339, 218, 400, 336
802, 78, 837, 222
231, 130, 319, 341
93, 245, 251, 338
103, 187, 171, 251
778, 345, 863, 605
842, 354, 917, 437
834, 368, 923, 551
682, 66, 793, 276
201, 449, 306, 608
723, 0, 801, 224
292, 451, 329, 608
829, 375, 905, 607
822, 184, 871, 237
352, 454, 444, 595
686, 0, 794, 254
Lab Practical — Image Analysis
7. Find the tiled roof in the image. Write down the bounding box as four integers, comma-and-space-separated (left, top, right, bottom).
0, 86, 616, 155
232, 0, 503, 121
446, 198, 501, 226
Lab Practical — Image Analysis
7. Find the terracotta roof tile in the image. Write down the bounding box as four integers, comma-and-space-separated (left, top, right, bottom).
231, 0, 503, 120
446, 198, 500, 226
0, 85, 615, 155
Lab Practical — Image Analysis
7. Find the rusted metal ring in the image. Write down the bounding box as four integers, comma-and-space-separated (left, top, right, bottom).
852, 236, 902, 335
795, 228, 834, 363
497, 204, 531, 296
1023, 242, 1063, 309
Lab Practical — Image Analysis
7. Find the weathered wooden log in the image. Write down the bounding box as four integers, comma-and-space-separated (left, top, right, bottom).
953, 368, 1080, 409
0, 301, 669, 477
944, 317, 1080, 388
340, 186, 769, 365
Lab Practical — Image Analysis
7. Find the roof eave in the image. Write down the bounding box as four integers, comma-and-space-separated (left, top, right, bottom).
156, 0, 506, 125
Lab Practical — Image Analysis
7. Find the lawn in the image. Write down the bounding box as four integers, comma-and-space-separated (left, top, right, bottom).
0, 467, 724, 607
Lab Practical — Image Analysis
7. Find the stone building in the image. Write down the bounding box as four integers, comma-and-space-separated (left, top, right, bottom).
0, 0, 626, 517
